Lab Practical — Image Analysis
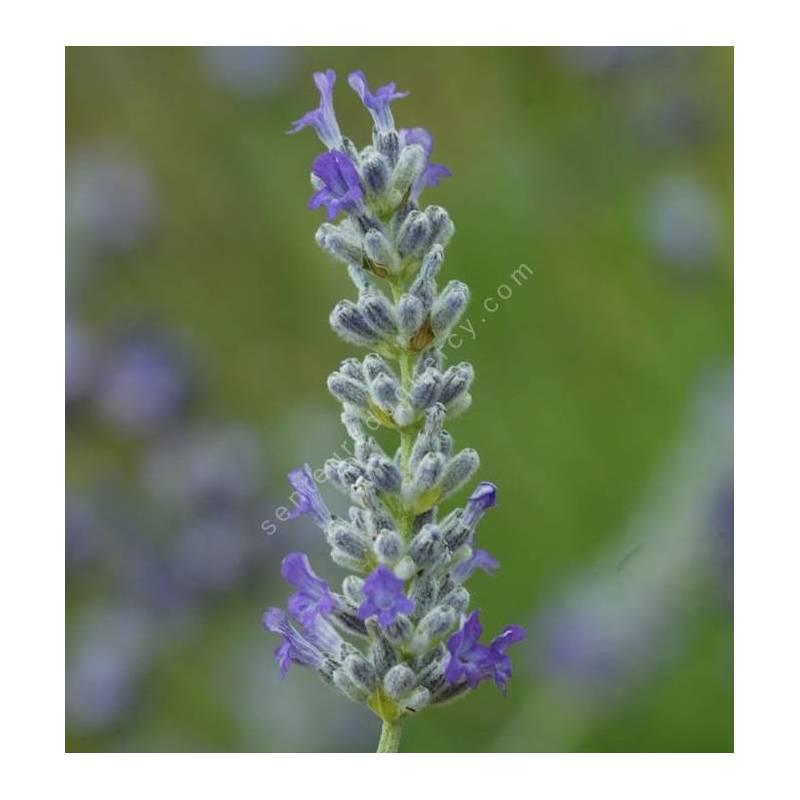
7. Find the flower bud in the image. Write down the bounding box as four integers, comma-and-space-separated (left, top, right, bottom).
409, 274, 436, 312
342, 575, 365, 605
374, 130, 400, 167
374, 529, 404, 564
363, 229, 399, 274
367, 455, 402, 493
397, 210, 431, 259
360, 290, 397, 336
412, 606, 457, 651
383, 664, 416, 699
344, 654, 377, 693
440, 362, 474, 406
414, 348, 444, 376
430, 281, 470, 337
411, 452, 446, 497
443, 586, 470, 614
420, 245, 444, 281
401, 686, 431, 712
327, 373, 368, 408
409, 524, 443, 567
332, 667, 368, 702
424, 205, 455, 248
330, 547, 368, 573
315, 222, 363, 266
440, 449, 480, 500
389, 143, 426, 197
360, 147, 390, 195
366, 618, 398, 675
384, 614, 414, 646
330, 300, 380, 346
411, 368, 442, 410
338, 357, 365, 382
397, 294, 425, 336
393, 555, 417, 581
408, 572, 438, 618
327, 521, 370, 561
369, 373, 401, 416
392, 401, 415, 428
362, 352, 392, 382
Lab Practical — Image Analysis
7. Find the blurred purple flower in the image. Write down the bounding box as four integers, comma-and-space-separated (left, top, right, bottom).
66, 607, 154, 730
172, 513, 252, 594
96, 332, 193, 437
202, 47, 297, 97
143, 423, 263, 511
67, 144, 157, 256
65, 319, 98, 409
645, 175, 724, 272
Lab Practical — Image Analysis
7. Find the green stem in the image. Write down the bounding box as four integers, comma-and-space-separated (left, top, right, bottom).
376, 718, 403, 753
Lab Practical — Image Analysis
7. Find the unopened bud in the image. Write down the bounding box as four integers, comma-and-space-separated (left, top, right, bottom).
383, 664, 416, 699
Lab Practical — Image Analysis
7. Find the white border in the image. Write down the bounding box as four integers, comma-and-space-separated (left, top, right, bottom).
8, 1, 800, 793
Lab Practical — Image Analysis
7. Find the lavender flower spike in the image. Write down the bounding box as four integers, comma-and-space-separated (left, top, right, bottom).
309, 151, 365, 221
286, 463, 331, 527
348, 70, 408, 134
288, 69, 342, 150
266, 67, 527, 751
357, 565, 415, 628
282, 552, 338, 628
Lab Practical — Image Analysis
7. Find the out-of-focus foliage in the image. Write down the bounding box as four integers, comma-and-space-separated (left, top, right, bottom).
65, 46, 733, 752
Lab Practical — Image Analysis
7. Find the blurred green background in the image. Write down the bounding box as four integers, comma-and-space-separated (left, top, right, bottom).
65, 46, 733, 752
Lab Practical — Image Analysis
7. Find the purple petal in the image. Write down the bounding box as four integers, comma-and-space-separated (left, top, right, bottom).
399, 127, 433, 156
286, 463, 331, 527
288, 69, 342, 149
452, 548, 500, 583
348, 70, 408, 133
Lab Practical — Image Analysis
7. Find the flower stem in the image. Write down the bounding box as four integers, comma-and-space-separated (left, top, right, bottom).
376, 718, 403, 753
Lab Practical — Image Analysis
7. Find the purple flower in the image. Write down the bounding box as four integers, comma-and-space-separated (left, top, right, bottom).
282, 552, 337, 627
452, 548, 500, 583
399, 127, 433, 154
286, 464, 331, 527
399, 126, 451, 199
444, 610, 526, 692
288, 69, 342, 150
357, 565, 415, 628
463, 481, 497, 529
262, 607, 341, 679
348, 70, 408, 133
308, 151, 365, 221
487, 625, 526, 694
444, 610, 491, 689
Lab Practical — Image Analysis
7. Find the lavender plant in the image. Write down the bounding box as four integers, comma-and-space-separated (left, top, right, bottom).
262, 69, 526, 753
